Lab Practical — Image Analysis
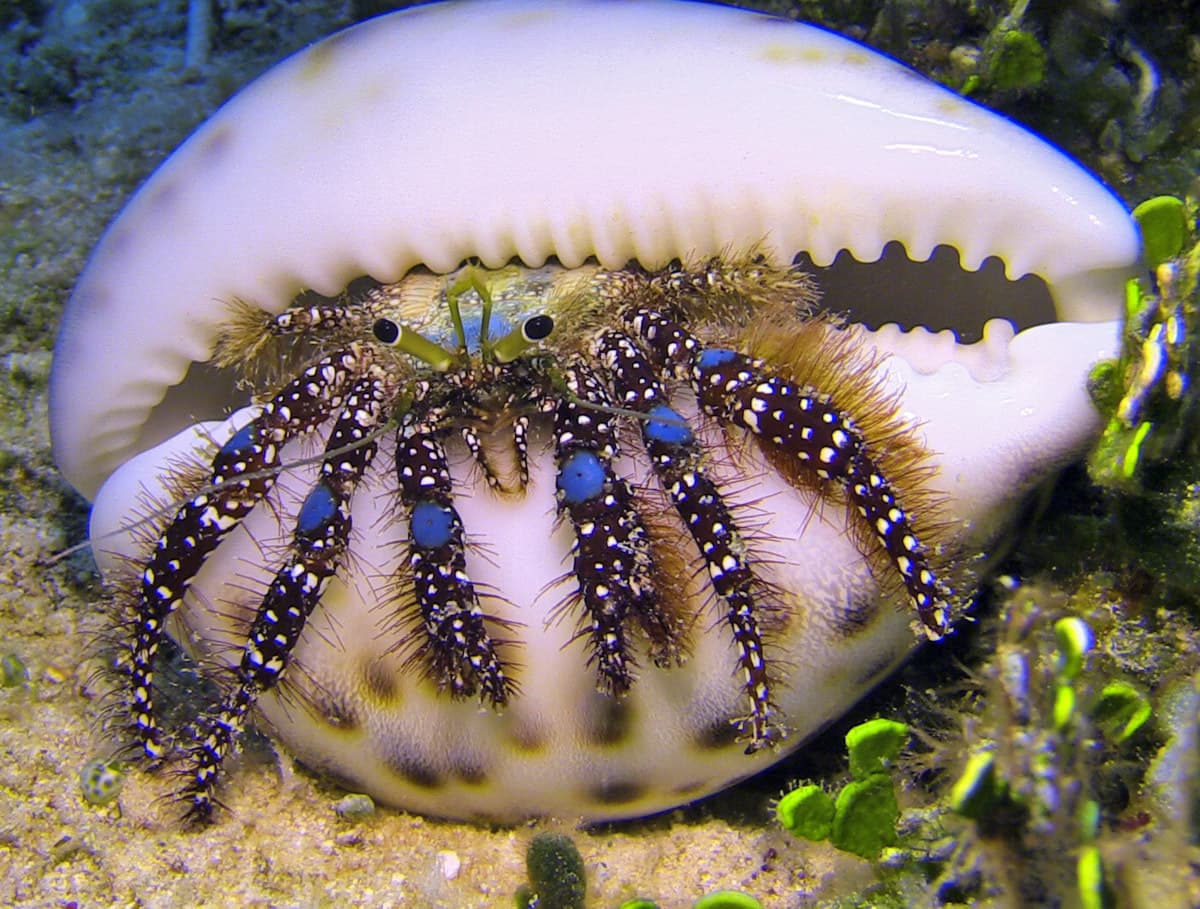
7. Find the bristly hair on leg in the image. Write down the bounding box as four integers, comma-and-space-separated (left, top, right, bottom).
739, 315, 961, 632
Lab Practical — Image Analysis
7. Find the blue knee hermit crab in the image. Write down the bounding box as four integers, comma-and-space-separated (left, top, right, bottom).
50, 0, 1140, 823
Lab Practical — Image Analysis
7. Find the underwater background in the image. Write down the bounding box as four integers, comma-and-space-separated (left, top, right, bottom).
1, 1, 1198, 906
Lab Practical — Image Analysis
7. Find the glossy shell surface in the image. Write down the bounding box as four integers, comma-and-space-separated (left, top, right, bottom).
51, 0, 1141, 822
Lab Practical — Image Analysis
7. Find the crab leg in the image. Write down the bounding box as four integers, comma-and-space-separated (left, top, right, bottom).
596, 330, 780, 748
394, 411, 513, 707
552, 364, 682, 696
625, 308, 951, 639
131, 347, 367, 759
184, 371, 389, 821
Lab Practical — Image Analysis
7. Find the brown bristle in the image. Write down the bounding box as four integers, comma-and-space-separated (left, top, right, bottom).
739, 315, 955, 611
629, 474, 701, 668
212, 298, 281, 375
656, 246, 820, 322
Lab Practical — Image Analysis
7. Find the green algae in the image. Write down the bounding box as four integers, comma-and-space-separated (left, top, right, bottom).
517, 832, 586, 909
777, 719, 908, 860
1, 652, 28, 688
692, 893, 763, 909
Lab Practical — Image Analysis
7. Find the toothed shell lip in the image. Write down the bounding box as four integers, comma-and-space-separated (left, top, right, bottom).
49, 0, 1141, 500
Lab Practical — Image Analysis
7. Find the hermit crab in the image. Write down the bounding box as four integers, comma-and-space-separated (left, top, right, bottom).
50, 0, 1140, 823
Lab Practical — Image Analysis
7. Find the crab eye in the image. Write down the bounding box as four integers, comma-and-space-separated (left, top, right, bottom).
491, 313, 555, 363
373, 318, 400, 344
523, 314, 554, 341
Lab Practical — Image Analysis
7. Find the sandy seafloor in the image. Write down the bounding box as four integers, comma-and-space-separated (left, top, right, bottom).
1, 1, 1197, 907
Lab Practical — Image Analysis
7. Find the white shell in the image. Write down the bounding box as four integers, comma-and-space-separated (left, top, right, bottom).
51, 0, 1138, 499
53, 0, 1141, 822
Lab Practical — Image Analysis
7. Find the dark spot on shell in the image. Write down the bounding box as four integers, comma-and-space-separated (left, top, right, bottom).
692, 715, 743, 751
144, 179, 181, 218
830, 590, 881, 639
309, 689, 359, 731
299, 28, 354, 82
586, 778, 647, 807
380, 746, 444, 790
194, 124, 234, 169
670, 779, 709, 798
506, 713, 547, 754
852, 651, 899, 691
747, 8, 793, 25
449, 755, 489, 786
362, 657, 400, 704
99, 226, 132, 261
581, 692, 634, 748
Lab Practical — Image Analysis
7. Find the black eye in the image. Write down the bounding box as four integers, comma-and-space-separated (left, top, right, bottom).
523, 315, 553, 341
373, 318, 400, 344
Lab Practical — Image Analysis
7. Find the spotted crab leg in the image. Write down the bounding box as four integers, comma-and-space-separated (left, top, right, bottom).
394, 408, 513, 707
460, 424, 502, 489
511, 413, 532, 487
131, 347, 367, 760
626, 308, 951, 639
552, 364, 682, 695
182, 372, 390, 821
596, 330, 780, 748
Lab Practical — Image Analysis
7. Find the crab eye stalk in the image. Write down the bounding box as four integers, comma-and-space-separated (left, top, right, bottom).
492, 314, 555, 363
373, 317, 455, 372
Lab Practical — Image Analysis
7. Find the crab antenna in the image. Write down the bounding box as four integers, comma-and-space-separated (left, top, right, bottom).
443, 264, 492, 356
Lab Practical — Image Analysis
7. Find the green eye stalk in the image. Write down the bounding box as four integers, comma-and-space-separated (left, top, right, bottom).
372, 316, 456, 372
492, 314, 555, 363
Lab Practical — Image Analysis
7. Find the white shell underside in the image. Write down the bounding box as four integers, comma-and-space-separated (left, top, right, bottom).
51, 0, 1138, 500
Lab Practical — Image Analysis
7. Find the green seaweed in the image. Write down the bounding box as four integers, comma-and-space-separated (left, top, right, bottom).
0, 652, 28, 688
923, 587, 1183, 904
332, 792, 376, 822
985, 28, 1045, 92
776, 784, 835, 841
777, 718, 908, 859
1089, 196, 1199, 490
691, 893, 763, 909
831, 773, 900, 858
517, 832, 587, 909
1135, 196, 1189, 269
